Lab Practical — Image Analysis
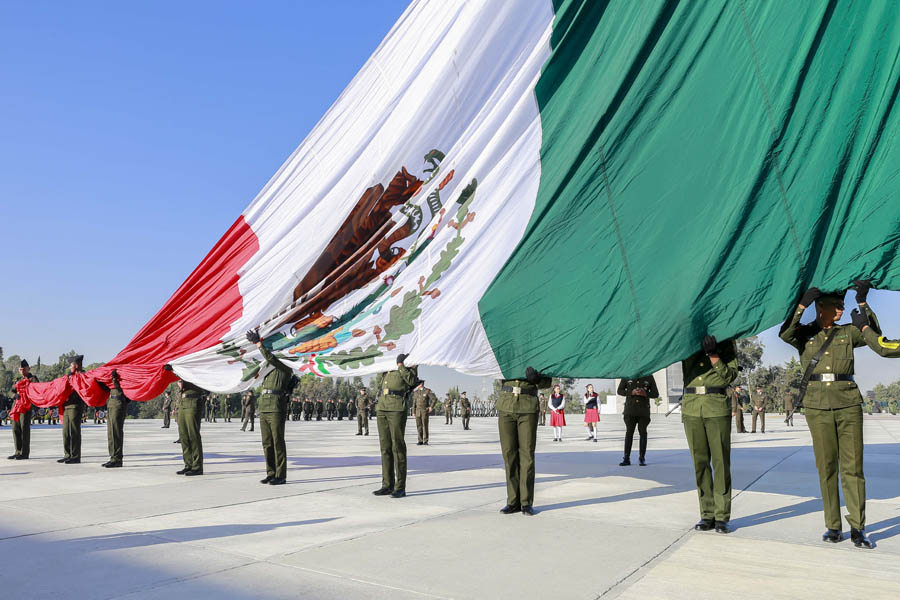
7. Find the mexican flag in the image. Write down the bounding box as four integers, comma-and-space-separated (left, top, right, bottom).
16, 0, 900, 409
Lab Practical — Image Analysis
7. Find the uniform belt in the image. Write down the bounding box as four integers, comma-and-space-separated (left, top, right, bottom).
501, 385, 536, 395
683, 386, 727, 395
261, 390, 283, 395
382, 388, 406, 396
809, 374, 854, 383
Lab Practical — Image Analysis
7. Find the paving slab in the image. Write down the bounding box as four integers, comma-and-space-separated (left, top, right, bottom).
1, 415, 898, 599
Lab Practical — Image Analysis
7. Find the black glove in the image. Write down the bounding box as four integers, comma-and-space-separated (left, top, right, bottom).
163, 364, 173, 372
851, 308, 869, 330
525, 366, 540, 384
853, 279, 872, 305
701, 335, 718, 355
246, 329, 261, 344
397, 353, 408, 365
799, 287, 821, 307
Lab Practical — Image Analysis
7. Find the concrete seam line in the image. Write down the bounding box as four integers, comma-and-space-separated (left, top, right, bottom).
270, 563, 452, 599
98, 561, 256, 600
594, 527, 695, 599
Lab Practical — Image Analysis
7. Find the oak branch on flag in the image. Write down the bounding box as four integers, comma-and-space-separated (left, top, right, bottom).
13, 0, 900, 415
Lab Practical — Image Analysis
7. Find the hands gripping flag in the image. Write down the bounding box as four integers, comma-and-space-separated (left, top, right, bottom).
15, 0, 900, 415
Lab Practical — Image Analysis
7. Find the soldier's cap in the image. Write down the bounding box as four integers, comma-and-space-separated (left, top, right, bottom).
20, 359, 29, 368
461, 391, 466, 395
70, 355, 84, 366
816, 292, 845, 308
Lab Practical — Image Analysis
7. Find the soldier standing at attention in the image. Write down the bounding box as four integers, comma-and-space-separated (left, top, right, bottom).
783, 393, 795, 426
240, 390, 256, 432
372, 354, 416, 498
303, 398, 313, 421
327, 398, 337, 421
460, 392, 472, 430
347, 393, 357, 421
731, 385, 747, 433
682, 336, 739, 534
161, 390, 173, 428
355, 389, 370, 435
412, 382, 436, 445
538, 393, 548, 427
337, 398, 346, 420
497, 367, 551, 516
9, 360, 37, 460
618, 375, 659, 466
781, 282, 897, 549
751, 386, 766, 433
102, 369, 129, 468
176, 378, 205, 476
60, 355, 87, 464
444, 394, 453, 425
315, 398, 324, 421
247, 329, 292, 485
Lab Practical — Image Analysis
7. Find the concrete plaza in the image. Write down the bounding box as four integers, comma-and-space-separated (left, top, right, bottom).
2, 413, 899, 599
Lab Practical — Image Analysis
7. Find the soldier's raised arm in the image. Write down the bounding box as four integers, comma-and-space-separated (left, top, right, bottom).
248, 329, 292, 374
780, 287, 821, 350
616, 379, 628, 396
645, 376, 659, 399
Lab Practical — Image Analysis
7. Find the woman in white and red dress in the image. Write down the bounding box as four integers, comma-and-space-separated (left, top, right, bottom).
549, 384, 566, 442
583, 384, 600, 442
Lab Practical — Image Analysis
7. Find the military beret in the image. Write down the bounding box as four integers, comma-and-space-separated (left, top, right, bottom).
20, 359, 29, 368
816, 293, 845, 308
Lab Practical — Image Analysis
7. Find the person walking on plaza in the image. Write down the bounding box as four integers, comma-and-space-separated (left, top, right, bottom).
618, 375, 658, 466
682, 335, 739, 534
460, 392, 472, 430
538, 393, 548, 426
9, 359, 37, 460
497, 367, 551, 516
582, 384, 600, 442
751, 386, 767, 433
372, 354, 416, 498
161, 390, 173, 428
176, 378, 205, 476
444, 393, 453, 424
240, 390, 256, 432
247, 329, 292, 485
60, 355, 86, 464
549, 384, 566, 442
102, 369, 129, 468
412, 382, 436, 445
780, 281, 898, 549
731, 385, 747, 433
355, 389, 370, 435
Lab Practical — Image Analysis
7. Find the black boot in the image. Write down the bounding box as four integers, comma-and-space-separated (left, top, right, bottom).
822, 529, 842, 543
694, 519, 714, 531
499, 505, 520, 514
619, 457, 631, 466
372, 487, 393, 496
639, 456, 647, 466
714, 521, 730, 534
850, 528, 872, 549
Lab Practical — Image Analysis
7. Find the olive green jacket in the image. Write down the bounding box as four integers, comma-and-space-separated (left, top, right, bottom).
412, 387, 437, 414
258, 345, 293, 413
178, 381, 205, 410
496, 376, 553, 414
780, 304, 892, 409
376, 365, 417, 412
680, 340, 739, 418
618, 376, 659, 418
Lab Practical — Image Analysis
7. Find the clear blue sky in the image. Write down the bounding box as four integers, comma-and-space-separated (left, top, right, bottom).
2, 1, 899, 397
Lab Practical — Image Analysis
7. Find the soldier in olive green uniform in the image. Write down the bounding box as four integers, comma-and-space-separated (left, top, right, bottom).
617, 375, 659, 466
750, 386, 766, 433
355, 389, 370, 435
9, 360, 37, 460
347, 394, 358, 421
781, 282, 896, 548
103, 369, 129, 468
240, 390, 256, 432
538, 393, 548, 426
412, 382, 437, 445
162, 390, 173, 428
444, 394, 453, 424
731, 385, 747, 433
247, 329, 293, 485
682, 336, 739, 533
497, 367, 552, 516
460, 392, 472, 430
372, 355, 416, 498
176, 379, 205, 475
60, 355, 87, 464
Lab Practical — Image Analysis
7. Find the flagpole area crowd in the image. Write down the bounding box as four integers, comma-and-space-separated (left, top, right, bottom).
5, 280, 900, 547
